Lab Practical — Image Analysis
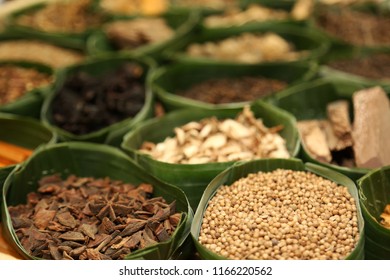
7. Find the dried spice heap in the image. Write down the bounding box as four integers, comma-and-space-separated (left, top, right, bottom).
0, 40, 84, 68
172, 0, 237, 9
52, 63, 145, 135
298, 86, 390, 168
100, 0, 168, 16
140, 106, 289, 164
0, 141, 32, 167
199, 169, 360, 260
326, 53, 390, 80
177, 76, 288, 104
380, 205, 390, 229
204, 4, 289, 28
186, 33, 306, 63
8, 174, 181, 260
0, 65, 52, 105
16, 0, 103, 33
315, 8, 390, 47
104, 18, 174, 50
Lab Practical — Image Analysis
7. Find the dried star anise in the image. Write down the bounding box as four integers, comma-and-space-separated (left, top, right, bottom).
7, 174, 182, 260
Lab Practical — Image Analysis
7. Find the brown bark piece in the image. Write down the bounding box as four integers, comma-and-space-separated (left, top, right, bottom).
297, 120, 332, 163
352, 86, 390, 168
320, 120, 338, 151
326, 100, 353, 151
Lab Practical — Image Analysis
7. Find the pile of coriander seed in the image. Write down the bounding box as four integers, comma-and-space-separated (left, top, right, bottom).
198, 169, 360, 260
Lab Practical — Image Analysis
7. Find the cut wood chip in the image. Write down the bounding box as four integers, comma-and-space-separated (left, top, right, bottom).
352, 86, 390, 168
297, 120, 332, 163
326, 100, 353, 151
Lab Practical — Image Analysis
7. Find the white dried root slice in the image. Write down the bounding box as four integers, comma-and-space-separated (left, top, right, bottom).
204, 4, 289, 28
186, 32, 307, 63
380, 204, 390, 229
139, 106, 290, 164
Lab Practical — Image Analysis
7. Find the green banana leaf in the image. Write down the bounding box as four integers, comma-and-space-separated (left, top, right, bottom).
191, 158, 365, 259
162, 21, 330, 64
357, 166, 390, 260
41, 53, 155, 143
240, 0, 297, 10
0, 142, 193, 260
4, 2, 107, 51
150, 60, 319, 111
271, 77, 390, 181
0, 113, 57, 220
318, 48, 390, 88
168, 0, 237, 16
0, 60, 54, 119
86, 9, 201, 61
308, 2, 390, 53
121, 100, 300, 210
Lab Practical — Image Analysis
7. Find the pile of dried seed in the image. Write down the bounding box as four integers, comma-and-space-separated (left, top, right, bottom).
16, 0, 103, 33
0, 65, 53, 105
51, 63, 145, 135
139, 106, 290, 164
186, 32, 306, 63
0, 40, 84, 68
204, 4, 289, 28
104, 18, 174, 50
315, 8, 390, 47
326, 53, 390, 80
177, 76, 288, 104
8, 174, 181, 260
199, 169, 360, 260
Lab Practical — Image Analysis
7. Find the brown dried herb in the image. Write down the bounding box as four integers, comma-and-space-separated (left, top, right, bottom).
177, 76, 287, 104
51, 63, 146, 135
0, 65, 53, 105
8, 174, 181, 260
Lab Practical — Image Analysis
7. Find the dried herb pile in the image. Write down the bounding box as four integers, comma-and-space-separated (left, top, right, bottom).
186, 32, 306, 63
104, 18, 174, 50
172, 0, 238, 9
8, 174, 181, 260
176, 76, 287, 104
0, 65, 53, 105
99, 0, 168, 16
204, 4, 290, 28
315, 8, 390, 47
326, 53, 390, 80
51, 63, 145, 135
0, 41, 84, 69
16, 0, 103, 33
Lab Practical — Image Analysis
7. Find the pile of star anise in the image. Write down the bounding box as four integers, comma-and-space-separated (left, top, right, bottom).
7, 174, 181, 260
